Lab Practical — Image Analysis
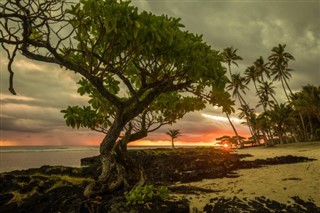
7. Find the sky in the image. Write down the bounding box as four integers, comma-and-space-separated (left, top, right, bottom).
0, 0, 319, 146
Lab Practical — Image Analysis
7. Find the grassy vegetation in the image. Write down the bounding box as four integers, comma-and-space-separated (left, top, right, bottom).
125, 184, 171, 206
7, 188, 39, 206
31, 173, 94, 185
4, 173, 94, 205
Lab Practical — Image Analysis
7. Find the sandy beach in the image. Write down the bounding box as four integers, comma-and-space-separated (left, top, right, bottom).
1, 143, 319, 212
172, 142, 320, 212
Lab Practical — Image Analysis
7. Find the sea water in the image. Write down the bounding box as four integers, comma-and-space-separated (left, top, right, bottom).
0, 146, 172, 173
0, 146, 100, 173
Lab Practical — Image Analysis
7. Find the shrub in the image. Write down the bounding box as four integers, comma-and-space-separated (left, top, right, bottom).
125, 185, 170, 206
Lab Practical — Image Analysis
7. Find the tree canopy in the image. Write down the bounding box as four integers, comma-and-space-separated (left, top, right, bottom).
1, 0, 226, 141
1, 0, 228, 193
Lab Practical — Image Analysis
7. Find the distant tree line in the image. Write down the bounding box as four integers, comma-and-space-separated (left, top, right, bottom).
222, 45, 320, 146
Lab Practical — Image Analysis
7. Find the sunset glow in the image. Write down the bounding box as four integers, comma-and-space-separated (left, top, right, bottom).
129, 140, 215, 147
0, 140, 17, 146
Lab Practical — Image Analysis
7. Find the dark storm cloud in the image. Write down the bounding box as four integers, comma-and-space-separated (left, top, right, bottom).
131, 0, 319, 139
1, 55, 88, 107
132, 0, 320, 91
0, 115, 54, 133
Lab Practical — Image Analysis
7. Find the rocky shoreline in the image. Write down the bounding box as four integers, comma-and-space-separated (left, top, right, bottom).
1, 147, 319, 212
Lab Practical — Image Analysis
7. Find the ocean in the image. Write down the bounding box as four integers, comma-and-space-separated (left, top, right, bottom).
0, 146, 172, 173
0, 146, 101, 173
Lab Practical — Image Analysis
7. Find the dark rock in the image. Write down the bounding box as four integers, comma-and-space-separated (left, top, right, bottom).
203, 196, 320, 213
0, 193, 13, 206
81, 155, 100, 166
0, 148, 318, 213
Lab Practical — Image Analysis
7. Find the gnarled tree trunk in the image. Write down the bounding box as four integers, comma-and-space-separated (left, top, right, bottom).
84, 121, 146, 197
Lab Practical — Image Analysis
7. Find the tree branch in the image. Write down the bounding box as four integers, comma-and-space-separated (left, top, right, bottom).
1, 43, 18, 95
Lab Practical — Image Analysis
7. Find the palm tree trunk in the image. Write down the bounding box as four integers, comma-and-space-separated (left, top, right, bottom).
226, 113, 242, 148
266, 129, 275, 146
299, 113, 307, 141
171, 139, 175, 149
284, 78, 293, 97
238, 94, 259, 143
278, 128, 285, 144
280, 78, 290, 101
228, 63, 232, 78
271, 94, 279, 106
308, 115, 314, 141
238, 94, 248, 107
283, 77, 307, 141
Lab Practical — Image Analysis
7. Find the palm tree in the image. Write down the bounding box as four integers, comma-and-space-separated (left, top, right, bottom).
219, 93, 243, 148
256, 93, 275, 110
253, 56, 270, 83
244, 65, 268, 112
290, 85, 320, 141
244, 65, 258, 91
290, 93, 308, 141
226, 73, 249, 106
226, 74, 262, 144
267, 103, 295, 144
256, 113, 274, 146
238, 105, 259, 144
268, 44, 295, 101
222, 47, 243, 77
299, 85, 320, 121
166, 129, 181, 149
257, 81, 279, 108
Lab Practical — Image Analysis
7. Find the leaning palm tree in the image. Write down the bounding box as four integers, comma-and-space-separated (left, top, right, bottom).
268, 44, 295, 101
257, 81, 279, 107
244, 65, 267, 112
226, 74, 261, 144
226, 73, 249, 106
222, 47, 243, 77
256, 93, 275, 111
238, 105, 259, 143
166, 129, 181, 149
244, 65, 259, 91
219, 93, 244, 148
253, 56, 270, 83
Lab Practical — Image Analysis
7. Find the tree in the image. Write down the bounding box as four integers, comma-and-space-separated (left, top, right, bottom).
1, 0, 227, 195
267, 103, 295, 144
253, 56, 270, 83
268, 44, 295, 100
226, 73, 249, 107
213, 91, 244, 148
244, 65, 259, 94
222, 98, 243, 148
222, 47, 243, 78
166, 129, 181, 149
290, 85, 320, 141
256, 113, 274, 146
244, 64, 268, 114
257, 81, 279, 108
62, 88, 206, 150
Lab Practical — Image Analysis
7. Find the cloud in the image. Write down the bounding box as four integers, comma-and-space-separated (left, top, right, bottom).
1, 0, 319, 146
